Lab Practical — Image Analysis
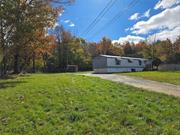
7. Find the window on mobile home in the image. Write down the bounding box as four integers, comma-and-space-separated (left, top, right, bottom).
115, 58, 121, 65
138, 60, 142, 66
128, 59, 132, 63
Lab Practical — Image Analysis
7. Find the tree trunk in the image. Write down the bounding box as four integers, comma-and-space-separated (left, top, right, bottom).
2, 57, 7, 75
0, 20, 7, 77
43, 54, 48, 72
32, 52, 36, 73
14, 52, 19, 74
0, 47, 7, 77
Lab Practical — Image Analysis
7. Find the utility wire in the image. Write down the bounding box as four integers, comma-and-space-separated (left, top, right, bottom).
81, 0, 117, 36
90, 0, 140, 38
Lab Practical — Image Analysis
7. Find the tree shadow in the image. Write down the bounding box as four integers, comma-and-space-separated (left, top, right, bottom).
0, 73, 31, 80
18, 74, 31, 77
0, 75, 17, 80
0, 81, 27, 90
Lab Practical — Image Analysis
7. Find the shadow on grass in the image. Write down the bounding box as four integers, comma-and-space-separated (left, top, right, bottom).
18, 74, 31, 77
0, 75, 17, 80
0, 81, 27, 90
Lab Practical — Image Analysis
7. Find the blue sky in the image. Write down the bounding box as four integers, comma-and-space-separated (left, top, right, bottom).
56, 0, 180, 43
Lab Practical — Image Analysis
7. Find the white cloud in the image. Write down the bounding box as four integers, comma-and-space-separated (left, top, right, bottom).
131, 5, 180, 34
114, 26, 180, 44
125, 28, 130, 32
64, 20, 70, 23
129, 9, 151, 21
148, 26, 180, 43
155, 0, 180, 9
144, 9, 151, 18
129, 13, 140, 20
64, 20, 75, 27
69, 22, 75, 27
113, 35, 145, 44
59, 13, 63, 17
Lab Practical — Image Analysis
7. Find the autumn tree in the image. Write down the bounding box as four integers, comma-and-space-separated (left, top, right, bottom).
134, 42, 147, 57
98, 37, 112, 55
29, 31, 56, 72
0, 0, 73, 75
173, 36, 180, 63
122, 42, 135, 57
87, 42, 99, 58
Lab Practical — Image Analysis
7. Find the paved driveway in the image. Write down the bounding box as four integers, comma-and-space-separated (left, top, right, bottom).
81, 73, 180, 97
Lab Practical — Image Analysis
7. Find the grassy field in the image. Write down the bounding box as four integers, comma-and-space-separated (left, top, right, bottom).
0, 74, 180, 135
121, 71, 180, 85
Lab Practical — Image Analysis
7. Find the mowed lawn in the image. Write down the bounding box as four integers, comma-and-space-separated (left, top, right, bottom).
0, 74, 180, 135
121, 71, 180, 85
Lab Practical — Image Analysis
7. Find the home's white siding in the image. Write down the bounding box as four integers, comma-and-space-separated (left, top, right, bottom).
108, 67, 144, 72
93, 55, 150, 73
107, 58, 145, 68
93, 68, 108, 73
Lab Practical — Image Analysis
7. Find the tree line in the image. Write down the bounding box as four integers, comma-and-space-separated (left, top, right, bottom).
0, 0, 180, 77
34, 31, 180, 72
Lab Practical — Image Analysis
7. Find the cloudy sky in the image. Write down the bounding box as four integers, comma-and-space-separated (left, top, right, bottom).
57, 0, 180, 43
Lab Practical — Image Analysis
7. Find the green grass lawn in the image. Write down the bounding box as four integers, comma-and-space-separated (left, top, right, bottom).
121, 71, 180, 85
0, 74, 180, 135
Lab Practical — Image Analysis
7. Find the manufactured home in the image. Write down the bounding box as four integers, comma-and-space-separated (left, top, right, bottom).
93, 55, 152, 73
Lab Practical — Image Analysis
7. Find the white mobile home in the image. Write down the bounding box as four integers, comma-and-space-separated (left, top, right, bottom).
93, 55, 152, 73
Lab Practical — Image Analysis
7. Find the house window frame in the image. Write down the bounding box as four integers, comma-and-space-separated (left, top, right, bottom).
138, 60, 142, 66
115, 58, 121, 65
128, 59, 132, 63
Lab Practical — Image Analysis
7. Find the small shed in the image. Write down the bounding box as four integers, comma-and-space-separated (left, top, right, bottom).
93, 55, 151, 73
66, 65, 78, 72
